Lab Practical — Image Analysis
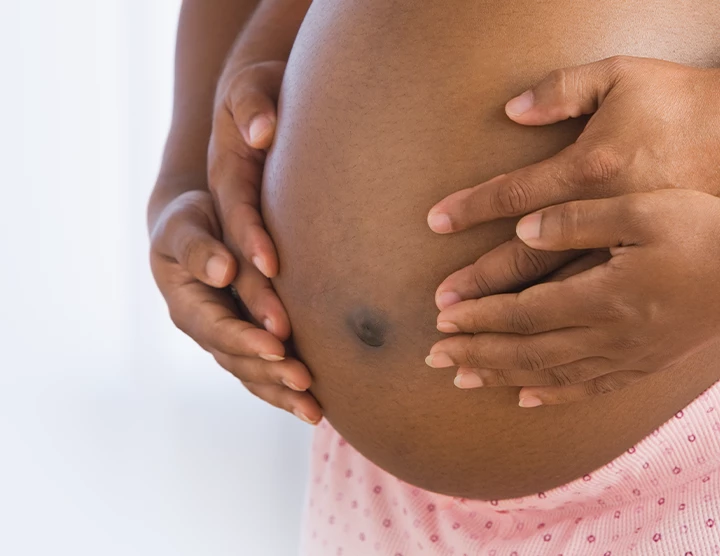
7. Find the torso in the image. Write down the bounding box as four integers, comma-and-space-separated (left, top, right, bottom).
260, 0, 720, 499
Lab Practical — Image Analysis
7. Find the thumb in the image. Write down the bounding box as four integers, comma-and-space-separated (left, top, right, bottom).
226, 61, 285, 150
151, 194, 238, 288
172, 219, 238, 288
504, 56, 631, 126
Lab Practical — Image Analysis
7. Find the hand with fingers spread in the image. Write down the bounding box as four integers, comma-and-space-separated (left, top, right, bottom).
427, 189, 720, 407
428, 56, 720, 310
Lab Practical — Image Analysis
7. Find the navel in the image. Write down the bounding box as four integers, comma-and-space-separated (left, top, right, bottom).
346, 307, 389, 347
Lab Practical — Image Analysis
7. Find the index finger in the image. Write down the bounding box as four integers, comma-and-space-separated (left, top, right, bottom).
435, 237, 580, 309
166, 278, 286, 359
436, 276, 594, 335
427, 146, 578, 233
208, 110, 280, 279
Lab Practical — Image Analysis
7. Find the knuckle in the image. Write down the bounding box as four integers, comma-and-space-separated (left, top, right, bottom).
468, 299, 489, 331
492, 371, 513, 387
510, 247, 550, 283
218, 66, 256, 109
603, 55, 633, 78
608, 333, 645, 354
546, 367, 575, 387
584, 373, 623, 397
619, 194, 653, 227
464, 341, 486, 368
582, 377, 606, 397
547, 68, 570, 103
235, 324, 261, 352
493, 176, 532, 216
464, 351, 485, 369
220, 62, 282, 121
597, 294, 636, 325
227, 196, 260, 229
579, 145, 622, 187
556, 202, 583, 240
180, 236, 205, 268
514, 343, 547, 372
471, 263, 497, 297
506, 304, 536, 335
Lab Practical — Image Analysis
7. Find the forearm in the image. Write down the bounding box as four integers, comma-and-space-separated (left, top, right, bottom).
149, 0, 260, 231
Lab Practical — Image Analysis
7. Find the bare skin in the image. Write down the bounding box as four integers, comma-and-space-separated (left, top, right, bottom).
153, 0, 720, 501
428, 58, 720, 406
434, 188, 720, 404
148, 0, 322, 425
255, 0, 720, 499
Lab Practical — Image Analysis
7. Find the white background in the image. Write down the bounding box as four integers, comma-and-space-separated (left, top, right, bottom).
0, 1, 311, 554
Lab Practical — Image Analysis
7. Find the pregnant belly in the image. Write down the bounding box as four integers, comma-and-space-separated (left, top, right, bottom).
260, 0, 720, 499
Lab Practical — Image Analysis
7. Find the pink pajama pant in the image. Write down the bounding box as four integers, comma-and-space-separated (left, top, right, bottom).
300, 382, 720, 555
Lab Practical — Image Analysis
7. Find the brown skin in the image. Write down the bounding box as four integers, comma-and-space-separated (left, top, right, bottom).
428, 57, 720, 406
436, 189, 720, 406
147, 0, 321, 424
160, 0, 720, 499
253, 0, 720, 499
207, 0, 318, 422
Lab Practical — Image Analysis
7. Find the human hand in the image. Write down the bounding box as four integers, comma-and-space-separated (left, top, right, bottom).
149, 60, 322, 425
149, 188, 321, 425
209, 60, 286, 281
426, 189, 720, 407
429, 56, 720, 309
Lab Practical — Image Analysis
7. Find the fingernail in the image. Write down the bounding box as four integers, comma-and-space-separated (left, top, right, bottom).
437, 321, 460, 333
427, 212, 452, 233
206, 255, 228, 285
252, 255, 271, 278
248, 115, 273, 146
263, 318, 275, 335
282, 378, 305, 391
506, 89, 535, 117
293, 409, 317, 425
454, 372, 484, 389
519, 396, 543, 408
516, 213, 542, 242
425, 353, 454, 368
259, 353, 285, 362
436, 291, 462, 310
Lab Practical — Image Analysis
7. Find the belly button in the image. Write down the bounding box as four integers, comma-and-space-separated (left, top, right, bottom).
346, 307, 388, 348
